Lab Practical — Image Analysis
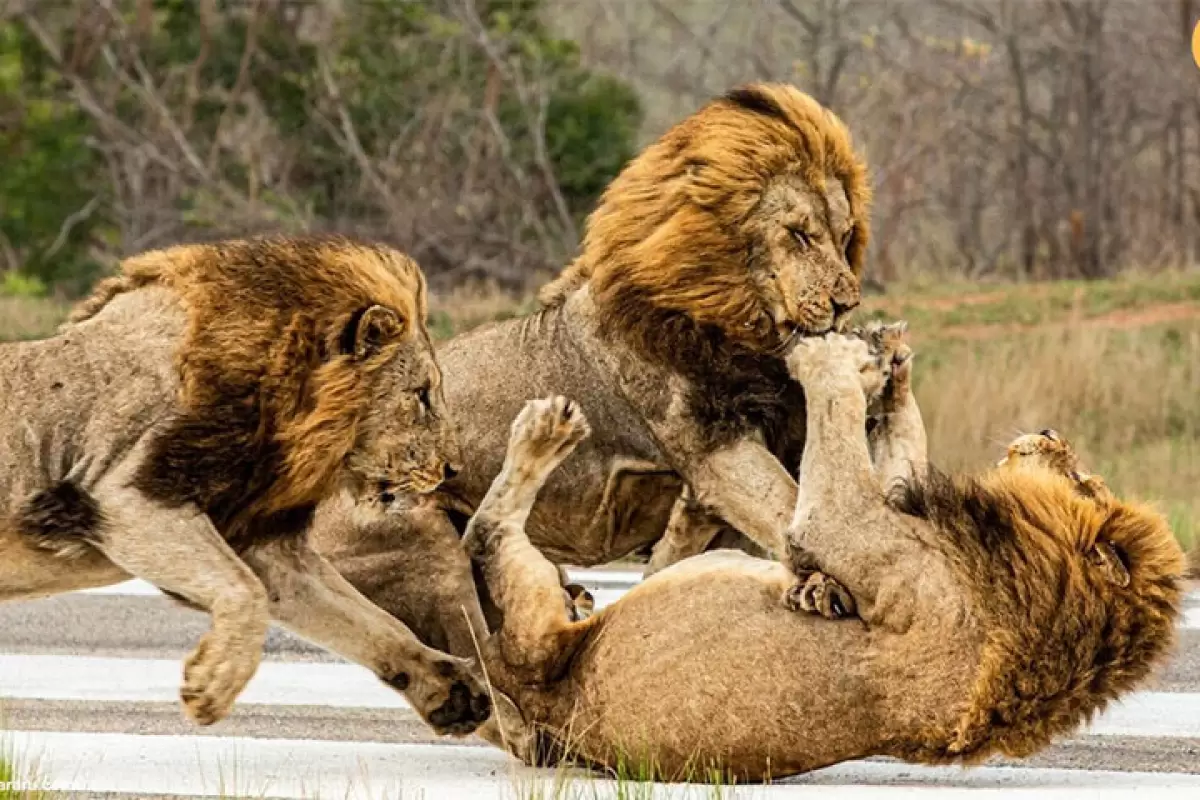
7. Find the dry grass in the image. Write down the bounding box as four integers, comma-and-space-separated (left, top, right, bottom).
0, 297, 69, 342
913, 323, 1200, 549
5, 273, 1199, 544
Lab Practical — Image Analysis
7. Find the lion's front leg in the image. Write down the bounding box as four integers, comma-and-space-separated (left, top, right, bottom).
857, 321, 927, 492
239, 536, 492, 737
782, 334, 917, 622
90, 483, 268, 726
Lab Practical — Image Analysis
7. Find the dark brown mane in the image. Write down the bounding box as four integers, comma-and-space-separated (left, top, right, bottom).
891, 467, 1183, 762
70, 234, 428, 547
537, 83, 868, 451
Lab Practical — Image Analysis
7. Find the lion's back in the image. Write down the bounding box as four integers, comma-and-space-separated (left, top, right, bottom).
0, 285, 185, 514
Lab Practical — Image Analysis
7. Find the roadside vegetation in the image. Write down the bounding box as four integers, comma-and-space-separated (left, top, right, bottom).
0, 735, 53, 800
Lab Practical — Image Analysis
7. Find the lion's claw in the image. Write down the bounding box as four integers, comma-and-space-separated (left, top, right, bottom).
784, 572, 857, 620
851, 320, 914, 414
563, 582, 595, 621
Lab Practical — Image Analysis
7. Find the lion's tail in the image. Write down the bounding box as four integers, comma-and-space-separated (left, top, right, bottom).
65, 250, 172, 327
65, 274, 150, 326
537, 257, 592, 309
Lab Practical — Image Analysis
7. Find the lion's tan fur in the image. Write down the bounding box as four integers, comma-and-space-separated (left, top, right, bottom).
464, 343, 1182, 781
315, 84, 874, 653
71, 236, 435, 534
0, 236, 489, 732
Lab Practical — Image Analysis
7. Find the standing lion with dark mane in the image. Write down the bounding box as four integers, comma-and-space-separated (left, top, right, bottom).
312, 82, 871, 648
0, 235, 490, 734
459, 330, 1183, 781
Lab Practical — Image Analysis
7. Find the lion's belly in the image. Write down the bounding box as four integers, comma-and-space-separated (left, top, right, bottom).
438, 313, 681, 565
531, 552, 879, 779
525, 465, 682, 565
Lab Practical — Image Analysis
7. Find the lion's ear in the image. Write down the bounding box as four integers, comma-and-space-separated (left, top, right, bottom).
1089, 540, 1131, 588
341, 305, 406, 359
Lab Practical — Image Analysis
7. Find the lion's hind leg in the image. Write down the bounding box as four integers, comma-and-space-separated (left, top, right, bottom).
0, 496, 128, 603
90, 484, 268, 726
238, 536, 492, 736
643, 488, 725, 578
463, 396, 592, 683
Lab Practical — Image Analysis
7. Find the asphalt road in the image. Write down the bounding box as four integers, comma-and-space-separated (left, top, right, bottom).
1, 575, 1199, 798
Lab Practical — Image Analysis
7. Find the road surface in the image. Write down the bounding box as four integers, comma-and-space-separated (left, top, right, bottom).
2, 571, 1200, 798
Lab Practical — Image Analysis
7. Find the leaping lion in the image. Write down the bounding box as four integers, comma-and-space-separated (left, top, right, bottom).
0, 235, 491, 734
462, 331, 1183, 781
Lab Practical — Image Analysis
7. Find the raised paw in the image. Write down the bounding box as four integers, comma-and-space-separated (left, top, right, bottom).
397, 655, 492, 737
851, 320, 913, 414
506, 396, 591, 477
180, 631, 263, 725
783, 572, 857, 620
785, 333, 873, 391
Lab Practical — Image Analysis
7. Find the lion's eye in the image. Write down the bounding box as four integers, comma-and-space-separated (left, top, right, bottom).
789, 227, 813, 248
416, 386, 431, 411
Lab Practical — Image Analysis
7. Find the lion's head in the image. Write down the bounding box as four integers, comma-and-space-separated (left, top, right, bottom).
340, 304, 462, 514
70, 235, 461, 544
997, 429, 1110, 499
893, 433, 1184, 762
540, 82, 871, 354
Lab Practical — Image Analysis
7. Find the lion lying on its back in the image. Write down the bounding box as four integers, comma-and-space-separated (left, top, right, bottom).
0, 235, 489, 733
458, 329, 1183, 781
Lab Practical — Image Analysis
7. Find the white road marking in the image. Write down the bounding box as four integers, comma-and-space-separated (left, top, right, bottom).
78, 580, 162, 596
0, 653, 1199, 739
73, 580, 1200, 631
13, 730, 1200, 799
0, 654, 408, 709
76, 568, 645, 598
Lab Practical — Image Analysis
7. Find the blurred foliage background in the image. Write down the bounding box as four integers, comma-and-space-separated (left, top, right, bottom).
2, 0, 1197, 298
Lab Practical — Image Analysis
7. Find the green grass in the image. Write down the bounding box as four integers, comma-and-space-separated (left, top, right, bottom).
0, 743, 54, 800
0, 297, 68, 342
859, 270, 1200, 332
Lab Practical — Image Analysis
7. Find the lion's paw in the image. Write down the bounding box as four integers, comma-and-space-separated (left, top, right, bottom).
852, 320, 914, 413
563, 582, 596, 621
180, 631, 262, 726
398, 655, 492, 737
783, 572, 857, 620
785, 333, 872, 391
507, 396, 591, 477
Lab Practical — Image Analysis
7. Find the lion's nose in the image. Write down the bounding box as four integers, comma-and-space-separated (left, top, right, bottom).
443, 463, 460, 482
832, 296, 860, 317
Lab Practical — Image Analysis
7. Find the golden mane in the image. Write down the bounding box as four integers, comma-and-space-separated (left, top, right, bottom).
539, 83, 870, 345
71, 235, 428, 545
892, 468, 1184, 763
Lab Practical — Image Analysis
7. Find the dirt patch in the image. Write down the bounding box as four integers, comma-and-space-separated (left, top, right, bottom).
918, 301, 1200, 342
868, 284, 1072, 315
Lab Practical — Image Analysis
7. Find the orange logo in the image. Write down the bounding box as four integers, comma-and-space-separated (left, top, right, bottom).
1194, 20, 1200, 69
